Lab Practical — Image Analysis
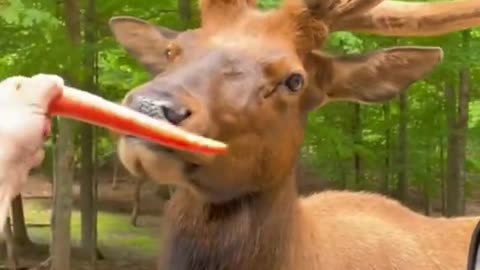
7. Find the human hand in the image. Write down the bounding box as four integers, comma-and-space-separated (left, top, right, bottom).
0, 74, 64, 232
0, 74, 63, 168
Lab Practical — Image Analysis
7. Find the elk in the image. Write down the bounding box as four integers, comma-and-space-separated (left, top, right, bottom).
110, 0, 480, 269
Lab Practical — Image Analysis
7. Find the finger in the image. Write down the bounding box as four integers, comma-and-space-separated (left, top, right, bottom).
17, 74, 64, 110
28, 74, 64, 108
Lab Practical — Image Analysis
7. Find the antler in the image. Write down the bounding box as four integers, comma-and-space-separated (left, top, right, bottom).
303, 0, 383, 20
331, 0, 480, 36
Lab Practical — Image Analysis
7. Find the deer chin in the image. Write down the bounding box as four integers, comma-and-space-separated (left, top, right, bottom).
118, 135, 255, 204
117, 136, 191, 186
117, 135, 229, 201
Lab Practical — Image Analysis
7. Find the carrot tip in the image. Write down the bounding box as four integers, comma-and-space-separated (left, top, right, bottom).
48, 86, 228, 155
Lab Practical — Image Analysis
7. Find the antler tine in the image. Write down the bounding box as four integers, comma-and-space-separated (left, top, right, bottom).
300, 0, 383, 20
288, 0, 385, 52
331, 0, 480, 36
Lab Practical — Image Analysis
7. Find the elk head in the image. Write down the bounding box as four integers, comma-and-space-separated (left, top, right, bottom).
111, 0, 480, 203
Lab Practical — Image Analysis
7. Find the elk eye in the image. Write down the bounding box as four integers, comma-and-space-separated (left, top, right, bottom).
284, 73, 304, 93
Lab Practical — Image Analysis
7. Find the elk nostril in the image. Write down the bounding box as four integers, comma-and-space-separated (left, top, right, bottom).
161, 104, 192, 125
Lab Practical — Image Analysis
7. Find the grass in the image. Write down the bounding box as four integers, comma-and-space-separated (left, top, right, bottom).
22, 199, 161, 257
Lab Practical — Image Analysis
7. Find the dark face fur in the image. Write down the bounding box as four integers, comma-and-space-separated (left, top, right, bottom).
112, 0, 442, 204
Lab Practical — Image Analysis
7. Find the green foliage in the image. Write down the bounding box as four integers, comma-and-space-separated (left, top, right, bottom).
0, 0, 59, 27
1, 0, 480, 209
304, 17, 480, 201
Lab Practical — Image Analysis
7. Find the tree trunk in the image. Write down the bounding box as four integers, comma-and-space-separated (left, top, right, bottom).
50, 0, 80, 269
381, 103, 391, 194
3, 217, 19, 269
79, 0, 98, 262
445, 80, 461, 216
352, 103, 362, 189
423, 182, 432, 216
445, 30, 470, 217
50, 118, 75, 270
80, 127, 95, 256
334, 146, 348, 189
11, 195, 31, 247
423, 154, 433, 216
111, 153, 119, 190
178, 0, 191, 28
64, 0, 81, 44
396, 91, 408, 202
439, 135, 446, 214
457, 31, 470, 215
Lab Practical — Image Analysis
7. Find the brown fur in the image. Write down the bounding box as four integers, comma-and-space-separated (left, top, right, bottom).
109, 0, 480, 269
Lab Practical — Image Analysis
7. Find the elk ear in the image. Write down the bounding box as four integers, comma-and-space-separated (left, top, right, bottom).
309, 47, 443, 104
109, 16, 179, 75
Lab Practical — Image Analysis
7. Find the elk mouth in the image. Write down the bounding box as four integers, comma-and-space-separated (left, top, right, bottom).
121, 129, 263, 204
120, 134, 205, 186
120, 134, 241, 203
124, 134, 175, 154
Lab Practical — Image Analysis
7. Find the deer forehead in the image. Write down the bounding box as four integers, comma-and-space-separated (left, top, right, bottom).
206, 35, 297, 60
162, 35, 303, 85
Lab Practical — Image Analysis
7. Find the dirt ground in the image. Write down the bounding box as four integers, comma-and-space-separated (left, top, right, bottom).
6, 169, 164, 270
5, 168, 480, 269
23, 170, 167, 219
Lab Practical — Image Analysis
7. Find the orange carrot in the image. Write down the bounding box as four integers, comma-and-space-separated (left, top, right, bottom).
48, 86, 227, 155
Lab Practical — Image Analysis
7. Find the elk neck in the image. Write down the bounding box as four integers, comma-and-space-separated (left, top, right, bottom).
161, 171, 301, 270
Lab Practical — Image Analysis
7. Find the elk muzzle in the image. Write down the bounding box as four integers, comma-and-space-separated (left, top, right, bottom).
122, 86, 212, 159
130, 96, 192, 126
